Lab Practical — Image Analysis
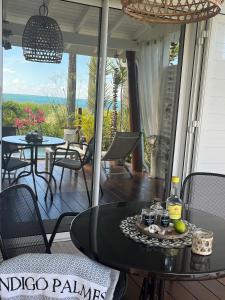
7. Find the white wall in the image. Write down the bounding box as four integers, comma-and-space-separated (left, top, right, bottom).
194, 13, 225, 173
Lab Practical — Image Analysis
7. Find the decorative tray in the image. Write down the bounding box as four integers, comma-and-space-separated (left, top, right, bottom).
136, 216, 189, 240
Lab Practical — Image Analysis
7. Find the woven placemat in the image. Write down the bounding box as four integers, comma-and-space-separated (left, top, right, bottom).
120, 215, 198, 249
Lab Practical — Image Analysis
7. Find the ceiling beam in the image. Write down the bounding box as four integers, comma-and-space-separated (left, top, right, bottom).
133, 25, 151, 41
73, 6, 90, 33
108, 15, 126, 37
59, 0, 122, 9
9, 22, 138, 51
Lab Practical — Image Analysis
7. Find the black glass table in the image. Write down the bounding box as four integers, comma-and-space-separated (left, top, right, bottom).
2, 135, 65, 200
70, 201, 225, 300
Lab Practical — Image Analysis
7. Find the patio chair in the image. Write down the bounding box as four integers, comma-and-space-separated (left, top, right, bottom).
0, 184, 126, 300
1, 126, 29, 184
102, 131, 142, 178
45, 128, 84, 171
0, 184, 78, 260
2, 142, 32, 186
45, 138, 94, 205
181, 172, 225, 218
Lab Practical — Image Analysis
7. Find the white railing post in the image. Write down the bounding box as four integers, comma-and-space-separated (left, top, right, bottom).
92, 0, 109, 207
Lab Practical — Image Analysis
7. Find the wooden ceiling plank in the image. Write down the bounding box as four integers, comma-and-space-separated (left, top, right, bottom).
8, 21, 138, 51
73, 6, 90, 33
133, 25, 152, 40
108, 15, 126, 37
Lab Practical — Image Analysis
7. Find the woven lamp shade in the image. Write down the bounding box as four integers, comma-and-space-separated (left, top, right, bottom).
22, 5, 63, 63
121, 0, 224, 24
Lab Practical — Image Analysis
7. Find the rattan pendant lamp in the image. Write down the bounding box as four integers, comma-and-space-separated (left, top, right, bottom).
121, 0, 223, 24
22, 2, 63, 63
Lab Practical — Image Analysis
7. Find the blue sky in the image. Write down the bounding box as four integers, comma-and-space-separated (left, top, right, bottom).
3, 46, 90, 99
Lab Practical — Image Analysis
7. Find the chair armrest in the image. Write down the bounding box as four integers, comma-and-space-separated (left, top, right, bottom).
53, 147, 82, 158
69, 141, 88, 148
49, 212, 79, 248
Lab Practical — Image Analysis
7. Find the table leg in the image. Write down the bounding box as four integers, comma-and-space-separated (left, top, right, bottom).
140, 277, 165, 300
33, 146, 55, 201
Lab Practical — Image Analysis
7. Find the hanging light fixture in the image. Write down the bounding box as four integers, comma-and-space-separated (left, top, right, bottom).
121, 0, 223, 24
22, 2, 63, 63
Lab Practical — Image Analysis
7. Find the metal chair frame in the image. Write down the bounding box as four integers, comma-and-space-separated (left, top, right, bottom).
45, 140, 94, 205
181, 172, 225, 203
2, 146, 33, 185
0, 184, 78, 260
0, 184, 125, 300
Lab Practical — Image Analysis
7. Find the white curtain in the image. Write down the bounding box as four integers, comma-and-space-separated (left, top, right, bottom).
136, 38, 170, 141
136, 37, 170, 177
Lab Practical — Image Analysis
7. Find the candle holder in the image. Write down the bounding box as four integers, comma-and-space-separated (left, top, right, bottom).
190, 253, 210, 272
191, 229, 213, 256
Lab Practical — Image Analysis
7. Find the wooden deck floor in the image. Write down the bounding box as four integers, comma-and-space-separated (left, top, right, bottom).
3, 160, 225, 299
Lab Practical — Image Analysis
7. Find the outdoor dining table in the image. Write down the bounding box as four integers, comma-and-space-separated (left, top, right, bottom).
2, 135, 65, 200
70, 201, 225, 300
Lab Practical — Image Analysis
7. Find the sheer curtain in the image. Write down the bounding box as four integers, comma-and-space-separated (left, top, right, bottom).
136, 37, 170, 178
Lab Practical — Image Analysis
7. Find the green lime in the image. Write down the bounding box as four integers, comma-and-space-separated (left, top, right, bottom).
174, 220, 187, 234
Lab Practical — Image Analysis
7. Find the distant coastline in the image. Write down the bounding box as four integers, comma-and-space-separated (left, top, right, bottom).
2, 93, 88, 108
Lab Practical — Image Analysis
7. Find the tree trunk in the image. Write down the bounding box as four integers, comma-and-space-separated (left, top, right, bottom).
111, 68, 119, 139
67, 53, 76, 128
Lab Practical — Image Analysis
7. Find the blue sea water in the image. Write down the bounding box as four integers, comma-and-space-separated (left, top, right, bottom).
2, 93, 88, 108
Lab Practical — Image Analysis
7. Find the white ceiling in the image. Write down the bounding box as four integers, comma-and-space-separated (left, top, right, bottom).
3, 0, 181, 56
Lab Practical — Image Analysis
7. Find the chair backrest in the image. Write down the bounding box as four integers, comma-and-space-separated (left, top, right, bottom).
82, 137, 94, 165
102, 132, 141, 161
0, 184, 50, 259
181, 172, 225, 219
2, 126, 18, 154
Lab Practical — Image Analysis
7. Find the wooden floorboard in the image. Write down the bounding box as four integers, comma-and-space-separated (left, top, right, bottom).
3, 160, 225, 299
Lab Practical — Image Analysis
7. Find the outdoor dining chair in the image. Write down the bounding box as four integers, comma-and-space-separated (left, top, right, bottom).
181, 172, 225, 218
0, 184, 78, 260
101, 131, 142, 178
45, 138, 94, 205
2, 127, 32, 185
0, 184, 127, 300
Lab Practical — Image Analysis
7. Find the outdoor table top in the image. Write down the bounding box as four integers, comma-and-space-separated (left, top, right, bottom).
2, 135, 65, 147
70, 201, 225, 280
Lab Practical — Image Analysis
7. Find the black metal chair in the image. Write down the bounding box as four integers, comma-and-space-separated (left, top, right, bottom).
1, 126, 30, 185
181, 172, 225, 218
0, 184, 78, 260
46, 138, 94, 205
0, 184, 126, 300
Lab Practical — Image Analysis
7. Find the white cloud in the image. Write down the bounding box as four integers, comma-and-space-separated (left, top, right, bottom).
3, 68, 15, 74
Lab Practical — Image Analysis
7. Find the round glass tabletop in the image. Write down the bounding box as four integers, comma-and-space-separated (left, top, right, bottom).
2, 135, 65, 147
70, 201, 225, 280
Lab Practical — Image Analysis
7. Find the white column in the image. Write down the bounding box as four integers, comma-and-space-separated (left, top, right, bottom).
92, 0, 109, 207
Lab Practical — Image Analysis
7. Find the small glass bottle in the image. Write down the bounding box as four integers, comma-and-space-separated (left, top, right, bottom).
150, 198, 164, 224
160, 209, 170, 227
166, 176, 182, 222
141, 209, 155, 226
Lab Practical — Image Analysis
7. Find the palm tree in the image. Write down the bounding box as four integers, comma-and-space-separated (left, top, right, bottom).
109, 58, 128, 137
66, 53, 76, 128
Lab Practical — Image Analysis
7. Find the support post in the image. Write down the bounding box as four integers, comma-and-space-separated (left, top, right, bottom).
92, 0, 109, 207
126, 51, 143, 172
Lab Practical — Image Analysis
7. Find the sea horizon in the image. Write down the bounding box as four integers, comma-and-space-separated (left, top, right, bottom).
2, 93, 88, 108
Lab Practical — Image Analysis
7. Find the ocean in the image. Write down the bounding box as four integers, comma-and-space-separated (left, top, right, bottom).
2, 93, 88, 108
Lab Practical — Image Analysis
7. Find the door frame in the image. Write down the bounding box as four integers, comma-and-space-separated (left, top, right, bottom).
172, 21, 208, 183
